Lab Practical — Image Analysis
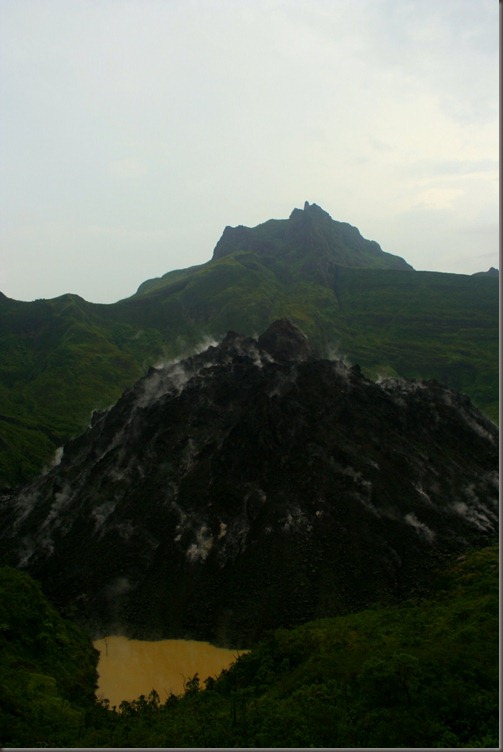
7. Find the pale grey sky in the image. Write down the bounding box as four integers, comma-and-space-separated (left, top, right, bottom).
0, 0, 499, 303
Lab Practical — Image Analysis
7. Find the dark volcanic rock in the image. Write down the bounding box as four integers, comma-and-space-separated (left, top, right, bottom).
0, 320, 497, 646
257, 318, 317, 362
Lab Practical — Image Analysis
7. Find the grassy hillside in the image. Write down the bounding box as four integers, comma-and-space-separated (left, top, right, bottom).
0, 293, 165, 487
331, 266, 498, 414
0, 209, 498, 489
2, 545, 496, 747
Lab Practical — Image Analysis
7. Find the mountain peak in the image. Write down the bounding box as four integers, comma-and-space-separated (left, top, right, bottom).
212, 203, 413, 272
289, 201, 332, 222
472, 267, 499, 277
303, 200, 329, 214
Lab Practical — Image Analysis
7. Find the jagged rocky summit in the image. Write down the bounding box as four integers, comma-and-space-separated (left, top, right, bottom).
212, 201, 413, 274
0, 320, 497, 645
472, 267, 499, 277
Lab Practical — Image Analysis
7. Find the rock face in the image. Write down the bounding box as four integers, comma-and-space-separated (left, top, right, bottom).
0, 320, 498, 646
257, 317, 318, 362
212, 201, 413, 274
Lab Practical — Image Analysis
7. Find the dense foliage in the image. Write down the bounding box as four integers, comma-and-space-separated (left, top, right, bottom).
1, 545, 498, 747
0, 566, 99, 747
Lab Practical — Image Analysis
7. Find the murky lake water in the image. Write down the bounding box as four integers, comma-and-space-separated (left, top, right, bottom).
93, 635, 244, 707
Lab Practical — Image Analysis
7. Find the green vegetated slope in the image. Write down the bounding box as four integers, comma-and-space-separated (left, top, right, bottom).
331, 266, 499, 414
0, 566, 99, 748
1, 545, 497, 748
0, 203, 498, 488
127, 251, 498, 419
0, 293, 165, 487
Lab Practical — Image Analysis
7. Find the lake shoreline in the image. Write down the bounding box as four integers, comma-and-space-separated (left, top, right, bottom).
93, 635, 246, 707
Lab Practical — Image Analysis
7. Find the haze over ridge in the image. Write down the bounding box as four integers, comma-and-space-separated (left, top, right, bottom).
0, 0, 498, 303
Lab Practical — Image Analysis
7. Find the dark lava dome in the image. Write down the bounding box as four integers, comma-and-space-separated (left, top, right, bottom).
0, 320, 498, 645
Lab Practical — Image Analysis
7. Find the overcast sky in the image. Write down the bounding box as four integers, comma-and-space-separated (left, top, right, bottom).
0, 0, 499, 304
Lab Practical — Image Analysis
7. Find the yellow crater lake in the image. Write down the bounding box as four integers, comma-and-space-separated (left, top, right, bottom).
93, 635, 245, 707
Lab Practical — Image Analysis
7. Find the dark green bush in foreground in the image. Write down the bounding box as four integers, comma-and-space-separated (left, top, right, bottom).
1, 545, 498, 747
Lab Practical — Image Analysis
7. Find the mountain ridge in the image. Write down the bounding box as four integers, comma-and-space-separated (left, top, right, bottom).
0, 204, 498, 489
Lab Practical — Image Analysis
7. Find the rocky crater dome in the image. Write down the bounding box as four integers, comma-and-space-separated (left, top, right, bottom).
0, 320, 497, 645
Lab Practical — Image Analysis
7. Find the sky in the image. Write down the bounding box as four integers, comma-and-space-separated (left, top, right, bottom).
0, 0, 499, 304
